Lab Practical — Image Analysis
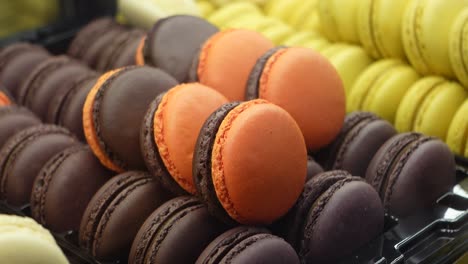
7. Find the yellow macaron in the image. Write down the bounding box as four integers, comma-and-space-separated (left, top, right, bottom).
447, 99, 468, 157
348, 59, 420, 122
208, 1, 262, 27
395, 77, 467, 140
449, 8, 468, 89
317, 0, 360, 43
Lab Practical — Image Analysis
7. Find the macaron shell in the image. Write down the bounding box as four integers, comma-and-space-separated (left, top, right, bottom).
212, 100, 307, 224
301, 180, 383, 263
395, 76, 445, 133
383, 138, 455, 217
195, 29, 274, 101
153, 84, 228, 194
357, 0, 381, 59
413, 81, 467, 140
258, 47, 345, 151
447, 99, 468, 156
67, 17, 115, 59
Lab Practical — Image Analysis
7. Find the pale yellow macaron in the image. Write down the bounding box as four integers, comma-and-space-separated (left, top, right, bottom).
317, 0, 360, 43
449, 8, 468, 89
395, 76, 467, 140
447, 99, 468, 157
0, 215, 68, 263
208, 1, 262, 27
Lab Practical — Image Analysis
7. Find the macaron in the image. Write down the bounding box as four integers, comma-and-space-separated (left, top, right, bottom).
193, 99, 307, 225
79, 171, 172, 261
447, 99, 468, 158
0, 42, 50, 98
46, 71, 98, 125
68, 17, 117, 60
18, 55, 92, 120
365, 132, 456, 217
58, 75, 98, 141
402, 0, 468, 78
317, 0, 360, 43
188, 29, 274, 101
30, 145, 113, 233
196, 226, 300, 264
246, 46, 345, 151
129, 196, 228, 264
140, 83, 228, 195
347, 59, 420, 122
316, 112, 396, 177
0, 106, 41, 148
96, 29, 145, 72
395, 76, 467, 140
0, 215, 68, 264
0, 125, 78, 206
449, 8, 468, 88
357, 0, 409, 59
278, 170, 384, 263
208, 1, 263, 27
138, 15, 219, 82
306, 156, 324, 181
83, 66, 178, 172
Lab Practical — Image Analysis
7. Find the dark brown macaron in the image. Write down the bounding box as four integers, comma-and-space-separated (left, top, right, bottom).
58, 75, 98, 141
129, 196, 228, 264
0, 42, 50, 98
277, 170, 384, 263
83, 66, 178, 172
81, 25, 127, 69
68, 17, 116, 60
0, 106, 41, 149
17, 56, 91, 111
96, 29, 144, 72
30, 145, 113, 233
365, 132, 456, 217
46, 71, 98, 125
79, 171, 172, 261
0, 125, 78, 206
306, 156, 324, 182
138, 15, 218, 82
196, 226, 300, 264
315, 111, 397, 177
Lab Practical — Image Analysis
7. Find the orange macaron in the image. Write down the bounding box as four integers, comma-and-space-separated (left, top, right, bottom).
188, 29, 274, 101
246, 47, 346, 151
193, 99, 307, 225
140, 83, 228, 195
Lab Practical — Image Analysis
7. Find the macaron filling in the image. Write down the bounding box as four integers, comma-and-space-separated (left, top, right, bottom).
83, 68, 124, 172
0, 92, 11, 106
135, 36, 146, 66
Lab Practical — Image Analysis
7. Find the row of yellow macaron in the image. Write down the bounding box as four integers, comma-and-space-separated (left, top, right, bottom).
195, 0, 468, 158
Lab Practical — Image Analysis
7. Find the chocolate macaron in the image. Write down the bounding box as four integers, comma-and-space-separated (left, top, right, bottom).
0, 43, 50, 98
140, 83, 228, 195
279, 170, 384, 263
196, 226, 300, 264
18, 56, 92, 120
193, 99, 307, 225
316, 111, 397, 177
30, 145, 113, 232
129, 196, 228, 264
0, 106, 41, 148
138, 15, 219, 82
188, 29, 274, 101
57, 75, 98, 141
83, 66, 178, 172
365, 132, 456, 217
246, 46, 346, 151
0, 125, 78, 206
79, 171, 171, 261
306, 156, 324, 181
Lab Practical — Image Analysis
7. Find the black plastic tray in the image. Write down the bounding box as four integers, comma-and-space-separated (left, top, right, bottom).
1, 1, 468, 262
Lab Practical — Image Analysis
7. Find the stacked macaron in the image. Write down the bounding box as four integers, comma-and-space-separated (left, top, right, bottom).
0, 8, 463, 264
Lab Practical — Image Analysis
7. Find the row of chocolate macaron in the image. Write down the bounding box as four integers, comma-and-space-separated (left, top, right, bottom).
0, 16, 460, 264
